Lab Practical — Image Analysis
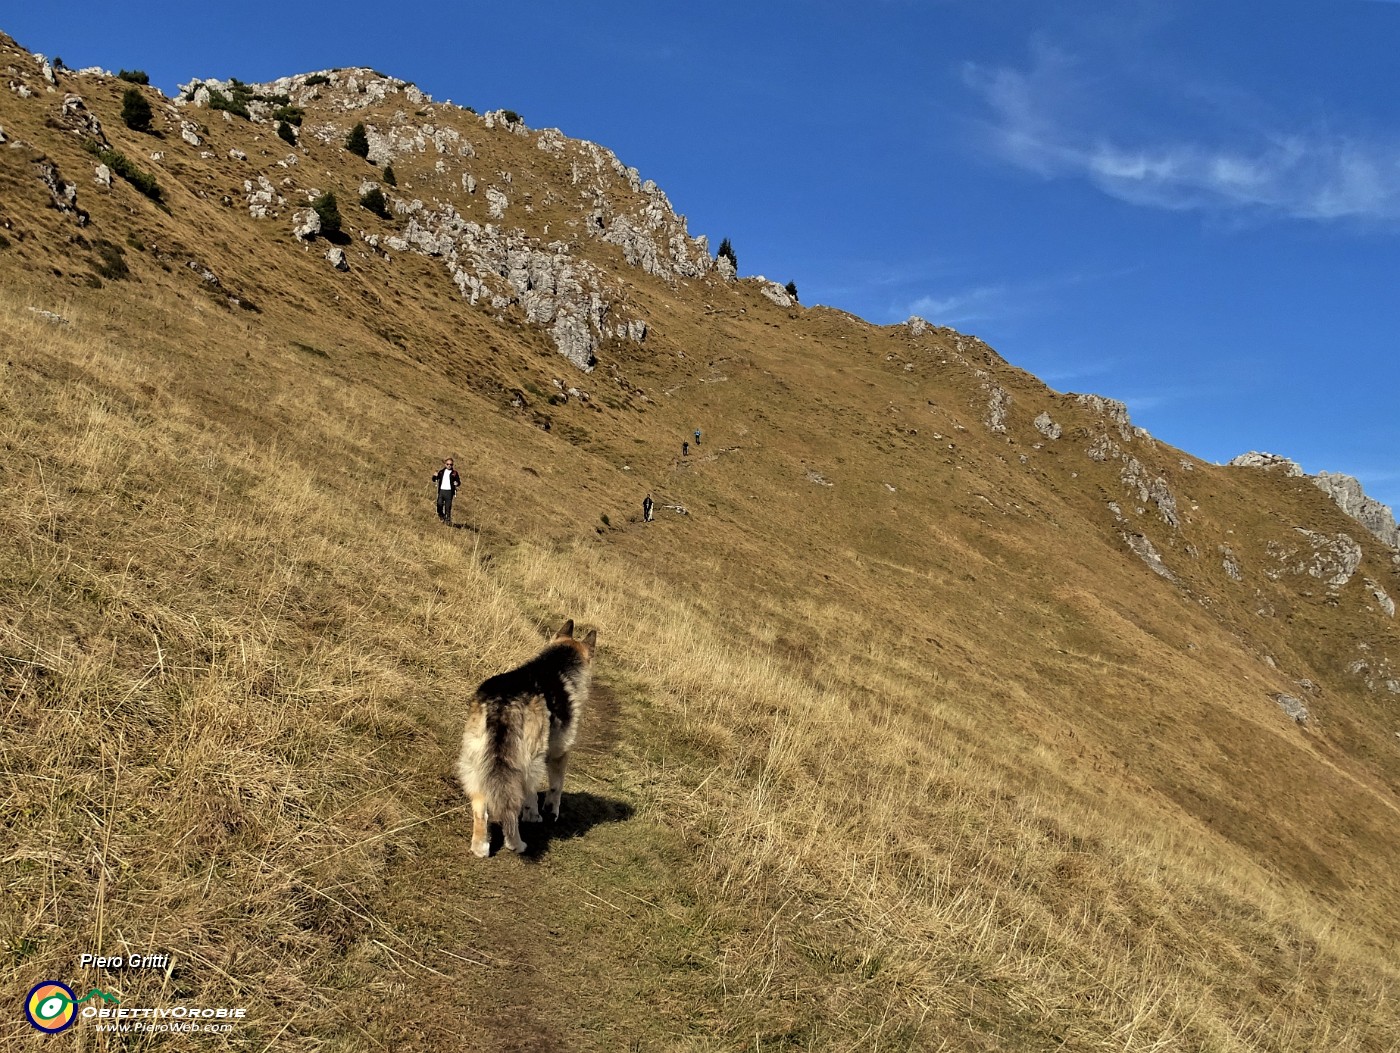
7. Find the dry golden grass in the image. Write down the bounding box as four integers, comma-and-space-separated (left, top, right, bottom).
3, 40, 1399, 1049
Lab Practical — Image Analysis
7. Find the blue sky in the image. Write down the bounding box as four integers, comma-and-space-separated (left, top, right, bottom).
8, 1, 1398, 512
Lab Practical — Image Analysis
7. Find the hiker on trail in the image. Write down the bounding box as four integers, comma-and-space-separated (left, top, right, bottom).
682, 440, 690, 457
694, 428, 702, 446
433, 457, 460, 525
643, 494, 654, 523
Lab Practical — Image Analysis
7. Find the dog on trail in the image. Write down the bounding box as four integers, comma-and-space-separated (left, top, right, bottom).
457, 620, 597, 858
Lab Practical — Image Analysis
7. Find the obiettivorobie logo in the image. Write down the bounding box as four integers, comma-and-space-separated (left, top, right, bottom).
24, 981, 120, 1034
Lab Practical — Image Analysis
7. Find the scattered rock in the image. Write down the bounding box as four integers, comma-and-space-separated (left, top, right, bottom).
1271, 692, 1310, 725
292, 209, 321, 241
1123, 532, 1178, 583
1267, 529, 1363, 588
93, 163, 111, 187
34, 158, 88, 225
1033, 412, 1062, 440
326, 246, 349, 271
1220, 545, 1243, 581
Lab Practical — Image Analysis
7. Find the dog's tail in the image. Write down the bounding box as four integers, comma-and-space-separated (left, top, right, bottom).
459, 697, 549, 857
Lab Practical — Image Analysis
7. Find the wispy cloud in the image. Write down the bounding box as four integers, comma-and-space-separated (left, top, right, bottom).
904, 284, 1008, 327
898, 263, 1137, 330
964, 44, 1400, 222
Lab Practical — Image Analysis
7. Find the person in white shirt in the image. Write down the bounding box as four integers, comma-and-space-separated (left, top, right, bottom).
433, 457, 460, 525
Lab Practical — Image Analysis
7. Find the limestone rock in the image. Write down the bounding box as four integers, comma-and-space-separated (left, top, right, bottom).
93, 164, 111, 187
1313, 471, 1400, 551
1221, 546, 1243, 582
1228, 451, 1304, 476
245, 175, 282, 218
326, 246, 349, 271
1033, 412, 1062, 440
1271, 693, 1310, 725
1267, 529, 1363, 588
292, 209, 321, 240
34, 159, 87, 225
1124, 532, 1177, 583
60, 93, 106, 143
760, 281, 793, 308
1074, 393, 1137, 442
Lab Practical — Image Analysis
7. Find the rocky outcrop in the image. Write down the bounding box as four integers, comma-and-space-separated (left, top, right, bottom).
1267, 529, 1363, 588
1230, 456, 1398, 552
1089, 435, 1178, 527
245, 175, 284, 219
34, 159, 88, 225
291, 208, 321, 241
976, 371, 1011, 435
759, 280, 793, 308
1314, 471, 1400, 551
1033, 412, 1062, 441
1124, 532, 1177, 583
1229, 451, 1303, 475
380, 196, 646, 370
1075, 393, 1139, 442
1271, 692, 1310, 725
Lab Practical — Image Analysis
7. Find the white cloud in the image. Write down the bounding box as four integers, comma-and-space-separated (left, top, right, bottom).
905, 284, 1007, 326
965, 49, 1400, 223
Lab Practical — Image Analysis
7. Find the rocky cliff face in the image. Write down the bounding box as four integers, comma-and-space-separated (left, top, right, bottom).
158, 66, 715, 370
1230, 452, 1399, 553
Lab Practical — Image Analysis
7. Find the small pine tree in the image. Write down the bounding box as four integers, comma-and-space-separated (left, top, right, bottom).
120, 87, 153, 133
277, 121, 297, 145
382, 164, 397, 187
785, 280, 799, 301
360, 186, 388, 217
718, 237, 737, 272
311, 191, 342, 236
345, 122, 370, 158
117, 69, 149, 85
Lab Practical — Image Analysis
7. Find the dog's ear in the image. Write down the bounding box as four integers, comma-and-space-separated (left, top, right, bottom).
555, 619, 575, 640
581, 628, 597, 655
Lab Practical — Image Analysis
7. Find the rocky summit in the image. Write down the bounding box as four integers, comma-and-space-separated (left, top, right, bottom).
3, 30, 1399, 1052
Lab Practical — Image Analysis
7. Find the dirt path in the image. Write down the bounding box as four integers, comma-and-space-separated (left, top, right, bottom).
333, 678, 694, 1052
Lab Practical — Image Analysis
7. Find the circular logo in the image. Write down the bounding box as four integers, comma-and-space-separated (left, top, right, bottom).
25, 981, 77, 1034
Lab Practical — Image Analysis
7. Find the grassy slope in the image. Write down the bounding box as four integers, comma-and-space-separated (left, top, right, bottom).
2, 35, 1399, 1050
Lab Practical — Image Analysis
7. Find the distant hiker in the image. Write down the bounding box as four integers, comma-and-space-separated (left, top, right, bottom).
643, 494, 654, 523
694, 428, 702, 446
682, 441, 690, 457
433, 457, 460, 525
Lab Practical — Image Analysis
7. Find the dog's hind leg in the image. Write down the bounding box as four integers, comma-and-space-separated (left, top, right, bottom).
500, 811, 527, 855
469, 794, 491, 858
544, 751, 570, 821
519, 756, 544, 822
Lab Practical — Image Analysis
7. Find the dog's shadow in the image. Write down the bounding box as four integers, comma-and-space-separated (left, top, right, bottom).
513, 791, 634, 862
